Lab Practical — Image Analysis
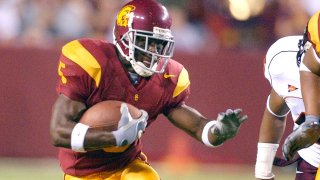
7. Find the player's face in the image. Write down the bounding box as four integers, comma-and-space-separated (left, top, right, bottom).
134, 36, 166, 67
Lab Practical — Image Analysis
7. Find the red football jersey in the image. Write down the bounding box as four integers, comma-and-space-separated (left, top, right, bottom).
56, 38, 190, 176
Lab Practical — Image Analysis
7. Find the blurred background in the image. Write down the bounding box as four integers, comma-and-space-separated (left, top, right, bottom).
0, 0, 319, 179
1, 0, 319, 50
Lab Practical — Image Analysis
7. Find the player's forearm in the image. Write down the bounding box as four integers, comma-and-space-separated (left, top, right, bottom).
84, 127, 117, 151
166, 104, 207, 141
50, 115, 77, 148
50, 107, 117, 150
50, 94, 87, 148
51, 123, 118, 150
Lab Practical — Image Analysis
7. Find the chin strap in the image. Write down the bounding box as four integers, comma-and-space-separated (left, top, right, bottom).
131, 61, 156, 77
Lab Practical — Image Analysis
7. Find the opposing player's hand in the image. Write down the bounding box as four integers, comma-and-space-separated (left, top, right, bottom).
282, 121, 320, 161
112, 103, 148, 146
211, 109, 248, 145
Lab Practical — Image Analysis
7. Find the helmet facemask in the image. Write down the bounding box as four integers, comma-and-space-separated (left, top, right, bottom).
296, 28, 312, 67
115, 13, 175, 77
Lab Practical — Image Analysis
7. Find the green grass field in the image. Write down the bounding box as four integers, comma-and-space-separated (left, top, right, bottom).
0, 158, 295, 180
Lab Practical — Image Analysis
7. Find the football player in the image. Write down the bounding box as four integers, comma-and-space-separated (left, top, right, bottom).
282, 10, 320, 170
49, 0, 248, 179
254, 35, 320, 180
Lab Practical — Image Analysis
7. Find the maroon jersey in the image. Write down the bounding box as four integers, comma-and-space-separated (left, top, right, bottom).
56, 38, 190, 176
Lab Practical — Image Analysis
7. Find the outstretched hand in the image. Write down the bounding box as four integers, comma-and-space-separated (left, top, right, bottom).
112, 103, 148, 146
282, 121, 320, 161
211, 109, 248, 145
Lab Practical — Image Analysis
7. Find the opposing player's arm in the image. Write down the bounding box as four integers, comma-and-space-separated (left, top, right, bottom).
50, 94, 118, 151
166, 104, 247, 147
255, 88, 289, 180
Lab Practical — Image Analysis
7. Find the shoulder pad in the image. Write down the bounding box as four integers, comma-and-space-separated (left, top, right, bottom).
62, 40, 101, 87
173, 67, 190, 98
163, 60, 190, 98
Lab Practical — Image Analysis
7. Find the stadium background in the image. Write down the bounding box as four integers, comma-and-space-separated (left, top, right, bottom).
0, 0, 319, 179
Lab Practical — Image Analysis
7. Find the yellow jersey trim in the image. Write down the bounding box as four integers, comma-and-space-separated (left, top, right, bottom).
103, 145, 129, 153
308, 10, 320, 53
62, 40, 102, 87
173, 67, 190, 98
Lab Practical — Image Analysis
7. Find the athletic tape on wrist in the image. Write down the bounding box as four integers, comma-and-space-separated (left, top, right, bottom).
71, 123, 89, 152
266, 95, 290, 117
201, 120, 217, 147
255, 143, 279, 179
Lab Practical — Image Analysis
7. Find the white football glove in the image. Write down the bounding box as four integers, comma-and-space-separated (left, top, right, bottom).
112, 103, 148, 146
211, 109, 247, 146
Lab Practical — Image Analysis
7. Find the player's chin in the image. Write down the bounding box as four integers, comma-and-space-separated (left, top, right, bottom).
135, 51, 152, 61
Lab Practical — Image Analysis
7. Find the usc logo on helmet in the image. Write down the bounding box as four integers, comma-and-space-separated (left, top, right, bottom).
116, 5, 136, 27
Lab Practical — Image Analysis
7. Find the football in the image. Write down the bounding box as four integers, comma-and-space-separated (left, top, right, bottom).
79, 100, 142, 153
80, 100, 142, 131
